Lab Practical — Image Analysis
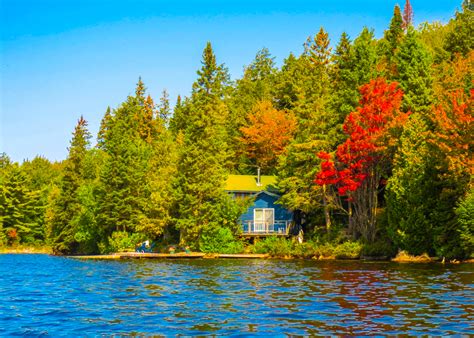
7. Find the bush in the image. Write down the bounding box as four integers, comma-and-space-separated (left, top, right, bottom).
333, 241, 362, 259
199, 227, 243, 254
292, 242, 316, 258
104, 231, 147, 253
310, 241, 362, 259
252, 236, 293, 257
455, 189, 474, 258
361, 240, 397, 258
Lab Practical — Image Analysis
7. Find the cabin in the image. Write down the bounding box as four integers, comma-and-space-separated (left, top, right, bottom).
225, 174, 293, 237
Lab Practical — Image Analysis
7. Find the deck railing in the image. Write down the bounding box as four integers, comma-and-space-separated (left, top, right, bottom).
243, 220, 289, 235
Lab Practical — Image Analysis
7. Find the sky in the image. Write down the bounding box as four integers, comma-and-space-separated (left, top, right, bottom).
1, 0, 462, 163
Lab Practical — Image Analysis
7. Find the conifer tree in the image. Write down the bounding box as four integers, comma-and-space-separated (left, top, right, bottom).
380, 5, 404, 78
48, 116, 91, 254
97, 106, 112, 150
97, 81, 154, 244
158, 89, 171, 128
444, 2, 474, 58
175, 42, 235, 248
277, 28, 335, 225
395, 27, 433, 114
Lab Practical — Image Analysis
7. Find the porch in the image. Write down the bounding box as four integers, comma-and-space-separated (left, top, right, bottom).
241, 220, 290, 237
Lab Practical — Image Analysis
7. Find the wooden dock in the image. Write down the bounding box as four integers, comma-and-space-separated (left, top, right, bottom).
72, 252, 269, 260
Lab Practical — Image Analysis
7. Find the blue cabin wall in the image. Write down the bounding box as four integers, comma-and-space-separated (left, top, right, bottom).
239, 192, 293, 232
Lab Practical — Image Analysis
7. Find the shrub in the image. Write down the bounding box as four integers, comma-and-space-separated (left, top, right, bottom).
333, 241, 362, 259
105, 231, 147, 253
292, 242, 316, 258
199, 227, 243, 254
455, 189, 474, 258
252, 236, 293, 257
361, 240, 397, 258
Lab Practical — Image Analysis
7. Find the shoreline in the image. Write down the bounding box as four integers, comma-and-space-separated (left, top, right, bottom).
2, 247, 472, 263
0, 246, 52, 254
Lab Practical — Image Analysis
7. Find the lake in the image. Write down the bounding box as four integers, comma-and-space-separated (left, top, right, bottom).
0, 254, 473, 336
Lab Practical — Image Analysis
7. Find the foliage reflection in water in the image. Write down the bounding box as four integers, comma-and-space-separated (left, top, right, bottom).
0, 254, 473, 336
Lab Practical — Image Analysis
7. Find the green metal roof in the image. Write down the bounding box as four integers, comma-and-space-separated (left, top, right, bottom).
225, 175, 277, 192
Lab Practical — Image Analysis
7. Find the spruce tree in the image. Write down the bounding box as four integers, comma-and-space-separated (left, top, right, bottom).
175, 42, 234, 248
395, 27, 433, 115
97, 81, 153, 242
379, 5, 404, 78
444, 2, 474, 58
277, 28, 335, 225
48, 116, 91, 254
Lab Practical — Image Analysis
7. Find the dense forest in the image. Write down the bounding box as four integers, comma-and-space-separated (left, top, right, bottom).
1, 1, 472, 259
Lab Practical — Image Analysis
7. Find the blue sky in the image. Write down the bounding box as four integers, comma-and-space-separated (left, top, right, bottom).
1, 0, 461, 162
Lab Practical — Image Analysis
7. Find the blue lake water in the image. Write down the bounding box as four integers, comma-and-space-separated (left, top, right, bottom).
0, 254, 473, 336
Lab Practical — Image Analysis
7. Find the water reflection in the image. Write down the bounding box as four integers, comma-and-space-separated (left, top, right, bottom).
0, 255, 472, 336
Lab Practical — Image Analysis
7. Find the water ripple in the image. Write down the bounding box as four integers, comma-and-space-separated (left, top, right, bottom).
0, 255, 473, 335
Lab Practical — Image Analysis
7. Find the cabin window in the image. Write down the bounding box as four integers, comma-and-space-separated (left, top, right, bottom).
254, 208, 274, 232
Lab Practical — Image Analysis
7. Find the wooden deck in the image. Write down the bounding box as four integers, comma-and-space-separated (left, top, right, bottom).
72, 252, 269, 260
241, 232, 288, 237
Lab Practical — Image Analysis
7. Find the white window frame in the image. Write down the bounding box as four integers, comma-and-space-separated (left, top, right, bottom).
253, 208, 275, 232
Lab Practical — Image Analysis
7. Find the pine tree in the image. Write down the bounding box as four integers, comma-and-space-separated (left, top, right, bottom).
48, 116, 91, 254
97, 106, 113, 150
175, 42, 235, 248
97, 82, 154, 243
380, 5, 404, 78
386, 114, 438, 254
444, 3, 474, 58
395, 27, 433, 115
158, 89, 171, 128
277, 28, 335, 226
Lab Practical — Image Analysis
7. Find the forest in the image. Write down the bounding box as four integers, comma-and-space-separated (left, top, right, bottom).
1, 1, 472, 259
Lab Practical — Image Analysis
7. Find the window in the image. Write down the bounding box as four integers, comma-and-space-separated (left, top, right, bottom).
254, 208, 274, 232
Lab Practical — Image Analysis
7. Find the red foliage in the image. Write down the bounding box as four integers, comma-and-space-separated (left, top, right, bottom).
315, 78, 408, 197
7, 228, 17, 240
402, 0, 413, 30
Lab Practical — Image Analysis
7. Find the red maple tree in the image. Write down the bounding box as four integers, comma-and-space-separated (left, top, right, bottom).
315, 78, 408, 241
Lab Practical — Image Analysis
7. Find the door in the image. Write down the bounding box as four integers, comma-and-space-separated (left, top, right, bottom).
254, 208, 274, 232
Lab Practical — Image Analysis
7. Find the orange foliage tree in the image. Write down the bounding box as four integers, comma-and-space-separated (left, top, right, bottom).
239, 100, 297, 172
431, 88, 473, 181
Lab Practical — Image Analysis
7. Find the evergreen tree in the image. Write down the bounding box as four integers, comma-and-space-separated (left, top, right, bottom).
444, 1, 474, 58
386, 114, 438, 254
158, 89, 171, 128
379, 5, 404, 78
48, 116, 91, 254
395, 27, 433, 115
97, 81, 154, 244
175, 42, 235, 248
277, 28, 335, 226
